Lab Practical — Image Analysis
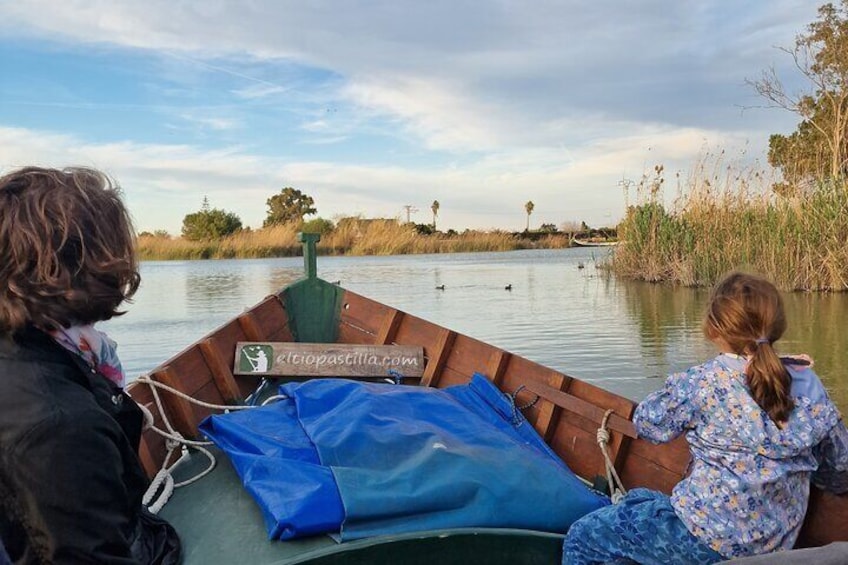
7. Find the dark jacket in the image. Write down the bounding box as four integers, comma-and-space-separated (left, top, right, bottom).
0, 328, 181, 564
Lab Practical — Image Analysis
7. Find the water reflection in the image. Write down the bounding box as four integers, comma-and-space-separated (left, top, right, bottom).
621, 281, 715, 377
102, 249, 848, 415
266, 267, 303, 294
782, 292, 848, 410
619, 279, 847, 411
186, 271, 245, 315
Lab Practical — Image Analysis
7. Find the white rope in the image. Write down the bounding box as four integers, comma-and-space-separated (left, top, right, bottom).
261, 394, 289, 406
135, 376, 255, 412
143, 467, 175, 514
597, 409, 628, 503
134, 374, 290, 513
134, 376, 229, 512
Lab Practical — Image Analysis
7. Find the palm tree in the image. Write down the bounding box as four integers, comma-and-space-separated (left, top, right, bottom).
524, 200, 535, 231
431, 200, 440, 230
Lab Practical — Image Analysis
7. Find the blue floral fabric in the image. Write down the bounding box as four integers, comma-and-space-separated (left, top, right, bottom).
562, 488, 723, 565
634, 354, 848, 559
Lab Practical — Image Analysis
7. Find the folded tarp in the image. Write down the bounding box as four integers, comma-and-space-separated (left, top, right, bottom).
199, 374, 609, 541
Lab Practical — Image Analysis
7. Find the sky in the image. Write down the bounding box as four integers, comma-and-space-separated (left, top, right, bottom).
0, 1, 821, 234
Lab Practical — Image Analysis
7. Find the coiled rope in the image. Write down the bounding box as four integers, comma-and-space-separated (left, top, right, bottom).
133, 371, 404, 513
134, 375, 283, 514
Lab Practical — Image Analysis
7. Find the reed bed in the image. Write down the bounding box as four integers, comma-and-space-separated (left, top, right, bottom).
137, 219, 566, 261
612, 159, 848, 291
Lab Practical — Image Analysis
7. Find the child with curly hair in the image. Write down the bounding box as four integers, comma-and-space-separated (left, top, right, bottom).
0, 167, 181, 564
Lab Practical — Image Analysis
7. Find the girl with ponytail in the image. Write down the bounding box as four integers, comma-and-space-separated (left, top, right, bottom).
564, 272, 848, 564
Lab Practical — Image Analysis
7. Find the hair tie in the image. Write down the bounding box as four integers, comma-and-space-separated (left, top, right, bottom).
755, 337, 770, 345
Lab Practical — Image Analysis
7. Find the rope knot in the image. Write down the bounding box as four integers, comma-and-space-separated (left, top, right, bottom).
138, 400, 155, 431
165, 435, 184, 451
597, 408, 628, 503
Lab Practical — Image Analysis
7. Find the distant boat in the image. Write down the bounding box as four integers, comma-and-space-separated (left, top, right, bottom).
571, 238, 620, 248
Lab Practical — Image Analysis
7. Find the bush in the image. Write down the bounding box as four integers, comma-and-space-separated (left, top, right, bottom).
181, 208, 243, 241
301, 217, 335, 235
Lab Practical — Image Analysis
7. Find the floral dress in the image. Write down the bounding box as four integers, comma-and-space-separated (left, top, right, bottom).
562, 354, 848, 565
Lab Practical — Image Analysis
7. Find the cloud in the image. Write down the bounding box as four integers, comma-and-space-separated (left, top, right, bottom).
178, 113, 240, 131
0, 1, 818, 232
0, 1, 818, 139
0, 121, 762, 234
342, 76, 507, 152
232, 84, 290, 100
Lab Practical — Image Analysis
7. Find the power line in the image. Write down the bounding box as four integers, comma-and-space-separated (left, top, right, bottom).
401, 205, 419, 223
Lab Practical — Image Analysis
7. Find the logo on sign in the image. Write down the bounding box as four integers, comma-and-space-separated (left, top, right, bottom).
239, 344, 273, 373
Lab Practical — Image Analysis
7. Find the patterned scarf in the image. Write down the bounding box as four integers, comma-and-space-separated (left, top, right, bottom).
50, 325, 127, 388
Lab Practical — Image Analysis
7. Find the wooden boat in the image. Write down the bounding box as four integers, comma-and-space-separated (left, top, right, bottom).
570, 237, 620, 247
126, 234, 847, 564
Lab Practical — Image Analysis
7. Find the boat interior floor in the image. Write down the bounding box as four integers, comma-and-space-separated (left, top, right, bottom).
160, 447, 565, 565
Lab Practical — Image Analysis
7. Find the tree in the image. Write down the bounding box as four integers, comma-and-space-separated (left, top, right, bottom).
413, 223, 435, 235
264, 187, 317, 227
749, 1, 848, 184
301, 217, 334, 235
139, 229, 171, 238
524, 200, 535, 231
431, 200, 440, 230
181, 201, 243, 241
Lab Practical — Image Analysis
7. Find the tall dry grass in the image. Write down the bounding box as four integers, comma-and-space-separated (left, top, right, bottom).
137, 219, 566, 261
612, 156, 848, 291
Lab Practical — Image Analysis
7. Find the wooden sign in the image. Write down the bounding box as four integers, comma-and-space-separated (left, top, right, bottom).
234, 342, 425, 378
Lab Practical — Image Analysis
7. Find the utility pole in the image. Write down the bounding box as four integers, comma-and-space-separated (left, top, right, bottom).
402, 205, 418, 223
618, 177, 634, 208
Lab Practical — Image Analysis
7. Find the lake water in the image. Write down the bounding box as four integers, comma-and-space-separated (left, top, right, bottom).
102, 247, 848, 414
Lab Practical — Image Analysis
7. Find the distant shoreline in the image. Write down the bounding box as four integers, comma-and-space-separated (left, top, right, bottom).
138, 224, 618, 261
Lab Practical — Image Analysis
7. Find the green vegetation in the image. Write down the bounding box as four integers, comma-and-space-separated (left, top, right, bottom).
154, 184, 597, 261
611, 159, 848, 291
613, 2, 848, 292
137, 218, 574, 261
750, 1, 848, 188
264, 187, 317, 227
181, 197, 243, 241
301, 217, 334, 236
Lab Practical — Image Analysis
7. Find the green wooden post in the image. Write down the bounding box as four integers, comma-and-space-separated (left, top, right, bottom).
283, 232, 343, 342
299, 232, 320, 279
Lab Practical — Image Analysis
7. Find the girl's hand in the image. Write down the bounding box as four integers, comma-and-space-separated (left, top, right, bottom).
782, 354, 814, 368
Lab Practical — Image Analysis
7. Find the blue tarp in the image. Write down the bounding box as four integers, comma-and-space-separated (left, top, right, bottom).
199, 374, 609, 541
